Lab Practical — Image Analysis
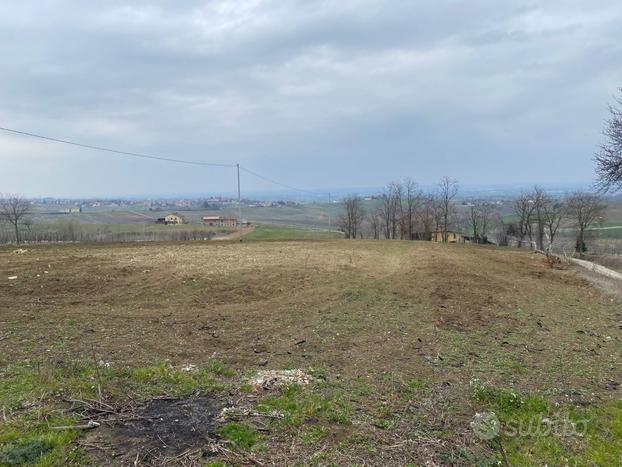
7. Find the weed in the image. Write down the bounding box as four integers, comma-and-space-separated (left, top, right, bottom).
258, 384, 351, 426
207, 359, 236, 378
400, 378, 429, 399
218, 422, 258, 450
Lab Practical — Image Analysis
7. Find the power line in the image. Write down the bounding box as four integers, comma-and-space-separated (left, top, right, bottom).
0, 125, 328, 197
0, 126, 236, 168
239, 165, 327, 197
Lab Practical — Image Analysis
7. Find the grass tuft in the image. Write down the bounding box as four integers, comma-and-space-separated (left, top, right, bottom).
258, 384, 351, 426
218, 422, 258, 450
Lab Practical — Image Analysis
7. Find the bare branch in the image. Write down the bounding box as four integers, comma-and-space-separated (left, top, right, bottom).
0, 195, 32, 244
595, 88, 622, 192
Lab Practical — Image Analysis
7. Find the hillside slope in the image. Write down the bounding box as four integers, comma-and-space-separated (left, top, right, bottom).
1, 240, 620, 465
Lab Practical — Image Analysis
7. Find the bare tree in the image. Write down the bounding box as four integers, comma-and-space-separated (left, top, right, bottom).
466, 201, 481, 242
413, 195, 436, 240
338, 196, 365, 239
368, 208, 381, 240
541, 197, 566, 253
513, 193, 536, 248
494, 215, 514, 247
480, 201, 497, 242
379, 182, 401, 239
566, 192, 607, 254
0, 195, 32, 244
531, 186, 547, 250
438, 177, 458, 243
595, 88, 622, 192
465, 199, 496, 244
401, 178, 422, 240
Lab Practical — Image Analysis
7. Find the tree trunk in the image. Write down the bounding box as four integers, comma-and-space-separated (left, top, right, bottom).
576, 227, 585, 254
13, 222, 20, 245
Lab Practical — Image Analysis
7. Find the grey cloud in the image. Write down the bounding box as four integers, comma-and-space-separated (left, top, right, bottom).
0, 0, 621, 196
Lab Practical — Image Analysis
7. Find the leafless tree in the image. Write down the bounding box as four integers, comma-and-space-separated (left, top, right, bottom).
338, 195, 365, 239
413, 195, 436, 240
494, 214, 514, 247
513, 193, 536, 248
368, 208, 381, 240
438, 177, 458, 242
541, 197, 566, 253
401, 178, 422, 240
566, 192, 607, 254
393, 182, 405, 239
465, 202, 481, 242
0, 195, 32, 244
465, 199, 497, 244
531, 186, 547, 250
379, 182, 401, 239
595, 88, 622, 192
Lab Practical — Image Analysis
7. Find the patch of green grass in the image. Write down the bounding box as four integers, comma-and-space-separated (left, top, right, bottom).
244, 224, 341, 241
373, 418, 394, 430
0, 359, 237, 466
258, 384, 351, 426
400, 378, 430, 400
300, 425, 329, 445
0, 439, 54, 465
218, 422, 258, 450
240, 383, 255, 393
306, 368, 328, 381
471, 383, 622, 465
568, 401, 622, 466
471, 384, 548, 420
206, 359, 236, 378
1, 359, 233, 412
0, 414, 85, 467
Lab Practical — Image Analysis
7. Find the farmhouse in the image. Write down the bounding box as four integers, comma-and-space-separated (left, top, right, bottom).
202, 216, 237, 227
413, 231, 465, 243
156, 213, 185, 225
430, 231, 464, 243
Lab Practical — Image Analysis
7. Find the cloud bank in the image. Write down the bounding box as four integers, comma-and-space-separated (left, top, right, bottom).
1, 0, 621, 196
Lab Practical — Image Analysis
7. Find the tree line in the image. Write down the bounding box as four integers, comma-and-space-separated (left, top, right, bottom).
339, 176, 463, 242
0, 196, 220, 244
338, 181, 609, 254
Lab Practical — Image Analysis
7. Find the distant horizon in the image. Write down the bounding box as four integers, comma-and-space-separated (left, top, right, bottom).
22, 179, 605, 202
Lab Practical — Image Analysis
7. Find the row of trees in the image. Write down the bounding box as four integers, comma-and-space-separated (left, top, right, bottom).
338, 182, 608, 254
510, 189, 607, 253
338, 177, 461, 242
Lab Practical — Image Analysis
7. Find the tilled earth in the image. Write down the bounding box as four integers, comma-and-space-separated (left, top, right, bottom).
1, 240, 621, 464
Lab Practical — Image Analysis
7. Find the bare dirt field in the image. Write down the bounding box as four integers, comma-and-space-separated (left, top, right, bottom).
1, 240, 621, 465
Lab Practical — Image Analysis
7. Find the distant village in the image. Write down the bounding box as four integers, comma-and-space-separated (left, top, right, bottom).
33, 196, 302, 214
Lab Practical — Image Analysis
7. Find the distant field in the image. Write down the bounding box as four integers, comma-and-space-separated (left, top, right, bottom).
244, 224, 343, 241
1, 240, 620, 465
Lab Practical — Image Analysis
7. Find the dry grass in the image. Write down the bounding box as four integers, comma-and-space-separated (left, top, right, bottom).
1, 240, 621, 464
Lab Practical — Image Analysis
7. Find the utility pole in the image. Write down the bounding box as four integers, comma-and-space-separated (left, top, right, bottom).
237, 163, 243, 242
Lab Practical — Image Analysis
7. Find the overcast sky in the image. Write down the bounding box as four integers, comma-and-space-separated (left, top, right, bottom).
1, 0, 621, 197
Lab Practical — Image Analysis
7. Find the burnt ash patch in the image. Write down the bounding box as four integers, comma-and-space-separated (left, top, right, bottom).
92, 396, 225, 464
